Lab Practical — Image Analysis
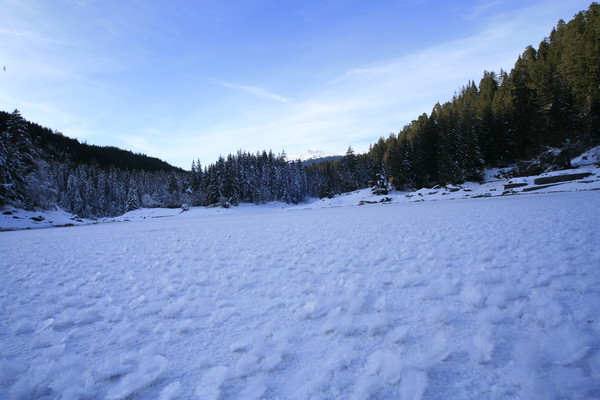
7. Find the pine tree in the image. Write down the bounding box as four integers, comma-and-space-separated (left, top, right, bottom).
66, 173, 84, 216
319, 163, 336, 199
434, 103, 462, 184
0, 121, 12, 206
126, 178, 141, 211
83, 169, 97, 217
0, 110, 37, 207
388, 137, 403, 189
510, 48, 541, 159
338, 146, 361, 192
455, 82, 484, 182
389, 134, 415, 189
223, 154, 240, 205
24, 160, 57, 210
96, 171, 108, 215
412, 113, 438, 188
368, 155, 390, 195
491, 70, 516, 165
478, 71, 498, 165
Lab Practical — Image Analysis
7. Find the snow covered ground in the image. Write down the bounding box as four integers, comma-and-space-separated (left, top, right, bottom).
2, 161, 599, 232
308, 162, 600, 210
1, 189, 599, 399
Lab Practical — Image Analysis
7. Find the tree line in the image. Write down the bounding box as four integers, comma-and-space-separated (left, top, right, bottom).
0, 109, 189, 216
0, 110, 309, 217
1, 3, 599, 215
308, 3, 600, 194
190, 151, 307, 207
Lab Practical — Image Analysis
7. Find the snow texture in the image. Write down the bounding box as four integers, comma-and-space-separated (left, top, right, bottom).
1, 189, 599, 399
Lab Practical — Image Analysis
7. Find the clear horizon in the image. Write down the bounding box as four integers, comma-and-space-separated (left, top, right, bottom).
0, 0, 592, 169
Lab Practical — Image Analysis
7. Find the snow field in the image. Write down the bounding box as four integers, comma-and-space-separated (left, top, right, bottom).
1, 191, 599, 399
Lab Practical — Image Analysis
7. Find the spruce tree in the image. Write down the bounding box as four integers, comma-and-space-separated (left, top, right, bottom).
319, 163, 336, 199
126, 178, 141, 211
0, 110, 37, 207
338, 146, 360, 192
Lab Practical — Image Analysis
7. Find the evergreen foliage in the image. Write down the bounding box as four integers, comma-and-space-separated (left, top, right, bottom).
1, 3, 598, 212
338, 147, 361, 192
0, 110, 37, 207
201, 150, 308, 205
0, 110, 310, 216
0, 113, 194, 215
315, 4, 600, 191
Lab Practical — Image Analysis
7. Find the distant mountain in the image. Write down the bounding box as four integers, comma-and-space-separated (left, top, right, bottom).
299, 155, 343, 167
286, 150, 340, 162
286, 150, 342, 166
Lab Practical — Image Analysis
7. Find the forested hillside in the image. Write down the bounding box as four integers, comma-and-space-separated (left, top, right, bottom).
309, 3, 600, 194
0, 110, 309, 216
1, 3, 599, 216
0, 110, 193, 216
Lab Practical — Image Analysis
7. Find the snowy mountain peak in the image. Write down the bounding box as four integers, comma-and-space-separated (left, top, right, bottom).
285, 150, 340, 162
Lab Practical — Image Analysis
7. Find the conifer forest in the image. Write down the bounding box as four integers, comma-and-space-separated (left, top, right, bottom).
1, 3, 599, 217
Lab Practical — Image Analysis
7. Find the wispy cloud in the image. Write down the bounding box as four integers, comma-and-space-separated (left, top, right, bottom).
0, 27, 67, 45
217, 81, 290, 103
162, 0, 585, 167
1, 0, 591, 169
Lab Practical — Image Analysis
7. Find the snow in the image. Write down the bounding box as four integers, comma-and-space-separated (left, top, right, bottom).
0, 206, 94, 231
571, 145, 600, 167
286, 149, 340, 162
307, 163, 600, 210
2, 157, 599, 232
1, 155, 600, 398
1, 188, 599, 399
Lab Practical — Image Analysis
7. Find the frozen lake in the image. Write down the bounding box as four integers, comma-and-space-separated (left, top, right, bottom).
1, 191, 599, 399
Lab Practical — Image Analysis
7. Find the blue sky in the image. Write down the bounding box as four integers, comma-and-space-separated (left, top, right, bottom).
0, 0, 592, 169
